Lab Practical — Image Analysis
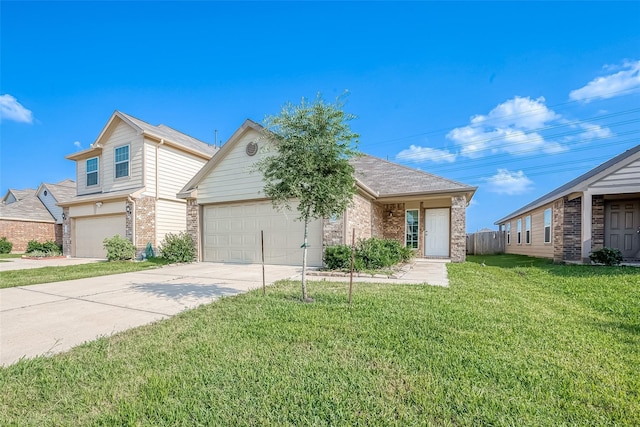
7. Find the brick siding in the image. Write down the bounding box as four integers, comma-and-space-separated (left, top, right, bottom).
382, 203, 405, 242
0, 219, 58, 252
552, 198, 564, 262
134, 196, 156, 255
62, 207, 71, 256
186, 199, 200, 259
345, 193, 373, 243
451, 195, 467, 262
591, 195, 604, 251
562, 197, 582, 262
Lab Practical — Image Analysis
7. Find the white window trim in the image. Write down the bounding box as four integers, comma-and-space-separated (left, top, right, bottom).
405, 209, 420, 249
517, 218, 522, 245
525, 215, 531, 245
86, 156, 99, 187
506, 222, 511, 245
544, 208, 552, 244
114, 144, 130, 179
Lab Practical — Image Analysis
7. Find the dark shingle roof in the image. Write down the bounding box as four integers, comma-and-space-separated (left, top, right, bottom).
351, 155, 476, 197
0, 195, 54, 222
118, 112, 218, 157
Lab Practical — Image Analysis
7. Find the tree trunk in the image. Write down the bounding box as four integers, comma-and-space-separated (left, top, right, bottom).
301, 218, 309, 301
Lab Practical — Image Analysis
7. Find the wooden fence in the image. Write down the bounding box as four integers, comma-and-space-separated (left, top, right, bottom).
466, 230, 505, 255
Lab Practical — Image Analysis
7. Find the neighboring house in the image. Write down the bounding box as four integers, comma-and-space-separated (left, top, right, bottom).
58, 111, 217, 258
495, 144, 640, 263
178, 119, 477, 266
2, 188, 36, 205
0, 179, 75, 251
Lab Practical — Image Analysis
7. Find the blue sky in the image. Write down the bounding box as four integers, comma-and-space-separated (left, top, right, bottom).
1, 1, 639, 231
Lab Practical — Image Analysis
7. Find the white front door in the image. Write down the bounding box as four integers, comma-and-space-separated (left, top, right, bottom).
424, 208, 450, 257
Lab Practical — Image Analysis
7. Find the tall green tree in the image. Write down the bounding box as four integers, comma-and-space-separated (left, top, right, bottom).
258, 95, 360, 301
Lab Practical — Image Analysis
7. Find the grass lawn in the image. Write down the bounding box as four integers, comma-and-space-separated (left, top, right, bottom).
0, 258, 170, 289
1, 255, 638, 425
0, 253, 22, 260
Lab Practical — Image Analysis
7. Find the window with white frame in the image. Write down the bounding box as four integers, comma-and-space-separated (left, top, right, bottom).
405, 209, 419, 249
115, 145, 130, 178
506, 222, 511, 245
517, 218, 522, 244
86, 157, 98, 186
544, 208, 552, 243
525, 215, 531, 244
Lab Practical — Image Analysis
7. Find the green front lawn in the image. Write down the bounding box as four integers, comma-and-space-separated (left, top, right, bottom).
0, 253, 22, 259
0, 258, 170, 289
1, 256, 638, 425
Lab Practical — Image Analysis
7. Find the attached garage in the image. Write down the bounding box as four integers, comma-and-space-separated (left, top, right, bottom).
73, 214, 126, 258
202, 201, 323, 266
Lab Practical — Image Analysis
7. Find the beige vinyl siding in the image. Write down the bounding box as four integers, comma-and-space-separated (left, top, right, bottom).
69, 200, 125, 217
198, 129, 265, 204
143, 141, 157, 197
504, 203, 554, 259
38, 190, 63, 223
157, 144, 207, 200
591, 159, 640, 193
156, 199, 187, 245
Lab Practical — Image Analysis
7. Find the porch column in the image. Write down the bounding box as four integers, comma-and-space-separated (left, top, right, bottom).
581, 190, 592, 262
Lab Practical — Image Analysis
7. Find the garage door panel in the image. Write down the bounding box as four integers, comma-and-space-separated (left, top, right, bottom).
203, 201, 322, 266
74, 215, 126, 258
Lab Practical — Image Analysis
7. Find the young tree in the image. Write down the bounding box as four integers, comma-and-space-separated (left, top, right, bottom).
257, 94, 360, 301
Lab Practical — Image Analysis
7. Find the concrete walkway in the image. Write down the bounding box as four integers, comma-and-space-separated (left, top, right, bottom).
0, 263, 301, 366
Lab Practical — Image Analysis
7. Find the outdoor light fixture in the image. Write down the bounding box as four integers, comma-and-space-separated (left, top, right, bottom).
96, 202, 103, 207
388, 211, 393, 217
61, 212, 66, 220
126, 205, 132, 214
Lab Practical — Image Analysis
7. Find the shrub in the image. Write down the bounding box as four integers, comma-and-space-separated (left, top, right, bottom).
324, 237, 415, 271
160, 231, 195, 263
589, 247, 623, 266
324, 244, 353, 270
103, 235, 136, 261
25, 240, 62, 256
0, 237, 13, 254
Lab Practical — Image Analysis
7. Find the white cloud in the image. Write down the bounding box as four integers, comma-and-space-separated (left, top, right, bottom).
569, 60, 640, 101
396, 145, 457, 163
447, 96, 566, 158
73, 141, 82, 149
483, 169, 533, 195
0, 94, 33, 123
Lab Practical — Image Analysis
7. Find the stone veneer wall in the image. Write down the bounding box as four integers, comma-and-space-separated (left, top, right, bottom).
62, 207, 71, 256
323, 214, 344, 247
552, 198, 564, 262
382, 203, 405, 242
345, 193, 373, 243
134, 196, 156, 255
371, 202, 385, 238
450, 195, 467, 263
591, 195, 604, 252
562, 197, 582, 262
186, 199, 200, 260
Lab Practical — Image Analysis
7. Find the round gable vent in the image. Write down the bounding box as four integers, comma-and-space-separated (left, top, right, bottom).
44, 190, 48, 196
246, 141, 258, 156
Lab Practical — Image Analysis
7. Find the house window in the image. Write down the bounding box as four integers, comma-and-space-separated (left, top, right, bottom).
86, 157, 99, 186
506, 222, 511, 245
525, 215, 531, 244
517, 218, 522, 244
115, 145, 129, 178
544, 208, 552, 243
405, 209, 419, 249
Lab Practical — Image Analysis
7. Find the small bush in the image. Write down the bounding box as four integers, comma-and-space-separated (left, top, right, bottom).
324, 237, 415, 271
324, 244, 353, 270
589, 247, 623, 266
160, 231, 195, 263
103, 235, 136, 261
0, 237, 13, 254
25, 240, 62, 256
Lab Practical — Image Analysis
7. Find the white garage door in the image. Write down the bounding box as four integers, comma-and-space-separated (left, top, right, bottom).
74, 215, 126, 258
203, 201, 323, 266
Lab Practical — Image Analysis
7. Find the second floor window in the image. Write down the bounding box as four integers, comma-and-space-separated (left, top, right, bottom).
86, 157, 98, 186
115, 145, 129, 178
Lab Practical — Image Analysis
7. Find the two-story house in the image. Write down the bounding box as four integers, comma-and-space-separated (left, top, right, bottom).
59, 111, 217, 258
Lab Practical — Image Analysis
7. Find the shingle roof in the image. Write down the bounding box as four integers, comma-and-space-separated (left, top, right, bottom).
495, 144, 640, 224
44, 179, 76, 203
351, 155, 477, 197
0, 194, 54, 222
3, 188, 36, 204
118, 112, 218, 157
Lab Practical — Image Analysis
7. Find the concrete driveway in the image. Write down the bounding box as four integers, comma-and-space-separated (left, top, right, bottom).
0, 263, 301, 366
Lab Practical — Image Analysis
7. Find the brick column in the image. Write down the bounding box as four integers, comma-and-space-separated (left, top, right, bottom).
134, 196, 156, 256
450, 195, 467, 263
62, 207, 71, 257
552, 198, 564, 262
591, 195, 604, 252
563, 197, 582, 262
186, 199, 200, 260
